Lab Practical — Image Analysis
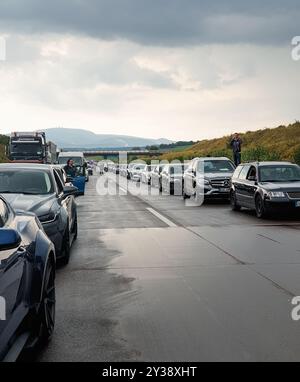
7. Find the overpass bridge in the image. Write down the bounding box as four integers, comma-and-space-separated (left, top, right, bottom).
83, 150, 162, 159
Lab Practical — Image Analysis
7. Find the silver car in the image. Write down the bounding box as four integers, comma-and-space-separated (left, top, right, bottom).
183, 157, 235, 200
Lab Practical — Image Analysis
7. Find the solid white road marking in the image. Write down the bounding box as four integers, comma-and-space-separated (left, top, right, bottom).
146, 207, 177, 228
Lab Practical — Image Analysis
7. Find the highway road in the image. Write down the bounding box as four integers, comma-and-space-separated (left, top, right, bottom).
38, 173, 300, 362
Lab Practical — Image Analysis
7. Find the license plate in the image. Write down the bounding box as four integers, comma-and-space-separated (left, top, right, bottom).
220, 188, 230, 193
296, 201, 300, 207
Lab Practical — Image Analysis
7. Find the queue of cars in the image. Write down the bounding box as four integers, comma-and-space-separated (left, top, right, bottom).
0, 156, 86, 361
109, 157, 300, 218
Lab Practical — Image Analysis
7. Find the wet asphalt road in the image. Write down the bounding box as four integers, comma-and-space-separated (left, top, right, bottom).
38, 173, 300, 362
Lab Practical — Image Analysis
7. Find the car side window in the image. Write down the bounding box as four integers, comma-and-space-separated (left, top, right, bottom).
53, 170, 64, 194
0, 199, 9, 228
247, 166, 257, 180
233, 165, 243, 179
238, 165, 251, 180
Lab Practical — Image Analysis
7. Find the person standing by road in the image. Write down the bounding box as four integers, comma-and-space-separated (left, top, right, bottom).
64, 159, 76, 178
230, 133, 242, 166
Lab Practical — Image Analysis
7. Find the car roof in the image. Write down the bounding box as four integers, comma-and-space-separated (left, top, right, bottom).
194, 157, 232, 161
241, 161, 294, 166
0, 163, 52, 171
58, 152, 84, 157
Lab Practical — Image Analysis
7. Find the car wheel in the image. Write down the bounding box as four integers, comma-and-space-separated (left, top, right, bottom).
230, 191, 241, 211
37, 259, 56, 346
255, 194, 268, 219
61, 224, 71, 265
170, 183, 174, 195
183, 190, 190, 200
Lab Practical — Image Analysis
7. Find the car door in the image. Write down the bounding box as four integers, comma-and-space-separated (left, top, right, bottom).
244, 165, 258, 208
235, 165, 251, 206
0, 199, 27, 339
184, 160, 195, 195
53, 170, 73, 235
161, 166, 168, 192
152, 166, 158, 188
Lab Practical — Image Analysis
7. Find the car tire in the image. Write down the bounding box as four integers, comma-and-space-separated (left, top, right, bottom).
61, 224, 71, 265
255, 194, 268, 219
37, 258, 56, 346
183, 190, 190, 200
230, 191, 241, 211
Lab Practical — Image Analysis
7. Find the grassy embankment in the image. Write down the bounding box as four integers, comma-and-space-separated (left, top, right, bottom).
155, 122, 300, 165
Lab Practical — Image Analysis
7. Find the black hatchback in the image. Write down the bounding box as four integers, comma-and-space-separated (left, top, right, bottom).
230, 161, 300, 218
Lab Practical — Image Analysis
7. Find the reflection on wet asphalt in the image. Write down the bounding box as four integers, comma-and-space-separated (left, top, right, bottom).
38, 174, 300, 361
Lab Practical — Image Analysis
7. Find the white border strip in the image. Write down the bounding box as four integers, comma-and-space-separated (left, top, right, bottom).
147, 207, 177, 228
0, 37, 6, 61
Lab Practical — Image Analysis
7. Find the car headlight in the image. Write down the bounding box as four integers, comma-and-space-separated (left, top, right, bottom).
197, 178, 210, 186
38, 212, 58, 224
267, 191, 286, 198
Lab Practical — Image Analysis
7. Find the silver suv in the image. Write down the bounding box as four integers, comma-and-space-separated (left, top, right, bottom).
183, 157, 235, 200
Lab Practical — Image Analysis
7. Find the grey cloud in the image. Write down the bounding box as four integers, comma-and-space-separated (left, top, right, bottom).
0, 0, 299, 46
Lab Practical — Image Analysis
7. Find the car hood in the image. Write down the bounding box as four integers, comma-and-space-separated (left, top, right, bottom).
1, 193, 56, 217
259, 181, 300, 191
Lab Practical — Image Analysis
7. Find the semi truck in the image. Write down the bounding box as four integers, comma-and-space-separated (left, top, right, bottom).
8, 131, 57, 164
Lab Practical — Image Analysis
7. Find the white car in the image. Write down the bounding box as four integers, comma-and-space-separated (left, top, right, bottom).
141, 165, 157, 184
131, 164, 147, 182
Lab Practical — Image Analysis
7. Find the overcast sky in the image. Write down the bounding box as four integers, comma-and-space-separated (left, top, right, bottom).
0, 0, 299, 140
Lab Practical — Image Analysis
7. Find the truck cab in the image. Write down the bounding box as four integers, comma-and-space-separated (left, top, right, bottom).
8, 131, 48, 163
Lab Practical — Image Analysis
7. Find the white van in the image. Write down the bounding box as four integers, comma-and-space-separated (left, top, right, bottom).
58, 152, 89, 182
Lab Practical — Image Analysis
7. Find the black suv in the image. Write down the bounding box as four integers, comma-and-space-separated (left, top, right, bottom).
230, 161, 300, 218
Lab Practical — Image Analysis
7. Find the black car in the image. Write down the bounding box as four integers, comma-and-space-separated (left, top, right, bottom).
0, 164, 78, 264
0, 196, 55, 361
230, 161, 300, 218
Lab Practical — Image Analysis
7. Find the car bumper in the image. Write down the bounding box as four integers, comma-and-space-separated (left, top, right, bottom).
265, 199, 300, 211
204, 187, 231, 198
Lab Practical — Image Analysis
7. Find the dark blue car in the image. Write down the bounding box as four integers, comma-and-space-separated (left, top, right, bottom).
0, 196, 55, 362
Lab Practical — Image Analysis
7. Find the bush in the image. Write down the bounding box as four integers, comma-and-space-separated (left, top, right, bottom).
293, 146, 300, 165
242, 146, 281, 162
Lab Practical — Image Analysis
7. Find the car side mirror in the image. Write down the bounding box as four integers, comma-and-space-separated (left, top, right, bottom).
248, 176, 257, 182
0, 229, 21, 251
63, 185, 78, 197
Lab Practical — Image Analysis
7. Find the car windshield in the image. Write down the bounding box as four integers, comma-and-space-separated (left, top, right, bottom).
134, 165, 146, 170
10, 142, 44, 157
198, 160, 235, 173
58, 156, 83, 166
259, 165, 300, 182
0, 170, 53, 195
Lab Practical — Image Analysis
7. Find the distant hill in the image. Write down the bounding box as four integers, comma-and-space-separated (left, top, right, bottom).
45, 128, 173, 149
160, 122, 300, 164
